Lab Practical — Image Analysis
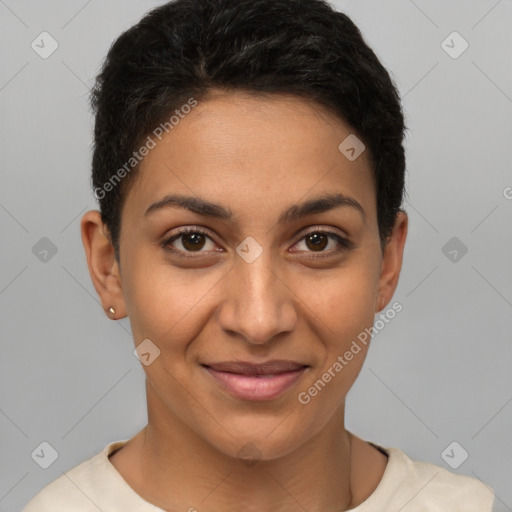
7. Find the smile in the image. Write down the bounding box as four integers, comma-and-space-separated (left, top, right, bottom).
201, 364, 309, 401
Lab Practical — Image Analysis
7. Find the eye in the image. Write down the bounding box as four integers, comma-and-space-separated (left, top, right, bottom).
291, 228, 353, 256
161, 227, 353, 258
161, 227, 220, 257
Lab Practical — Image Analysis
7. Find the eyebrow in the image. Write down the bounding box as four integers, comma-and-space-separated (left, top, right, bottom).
144, 192, 366, 224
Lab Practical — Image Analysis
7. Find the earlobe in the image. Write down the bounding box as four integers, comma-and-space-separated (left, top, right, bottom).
80, 210, 126, 319
376, 211, 408, 313
374, 294, 383, 313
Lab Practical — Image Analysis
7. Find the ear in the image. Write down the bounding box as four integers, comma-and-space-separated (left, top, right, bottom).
80, 210, 126, 319
376, 210, 408, 312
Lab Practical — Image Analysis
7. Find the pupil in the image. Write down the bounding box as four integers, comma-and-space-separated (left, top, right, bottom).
307, 233, 327, 251
183, 233, 205, 251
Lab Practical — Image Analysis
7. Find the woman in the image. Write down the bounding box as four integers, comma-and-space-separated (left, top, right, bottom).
22, 0, 495, 510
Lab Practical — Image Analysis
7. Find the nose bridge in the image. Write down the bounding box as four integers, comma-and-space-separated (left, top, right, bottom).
218, 244, 296, 344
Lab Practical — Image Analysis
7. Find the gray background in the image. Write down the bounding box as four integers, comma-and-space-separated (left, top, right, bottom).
1, 0, 511, 510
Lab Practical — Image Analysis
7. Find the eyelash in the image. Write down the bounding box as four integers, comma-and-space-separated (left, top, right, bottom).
161, 227, 353, 259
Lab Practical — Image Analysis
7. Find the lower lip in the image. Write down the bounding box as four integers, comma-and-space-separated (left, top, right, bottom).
203, 366, 308, 401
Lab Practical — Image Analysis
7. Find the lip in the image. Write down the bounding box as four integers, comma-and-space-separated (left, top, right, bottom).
202, 360, 309, 401
204, 359, 307, 375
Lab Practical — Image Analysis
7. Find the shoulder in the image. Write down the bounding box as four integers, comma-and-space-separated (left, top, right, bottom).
378, 446, 495, 512
21, 456, 102, 512
21, 440, 128, 512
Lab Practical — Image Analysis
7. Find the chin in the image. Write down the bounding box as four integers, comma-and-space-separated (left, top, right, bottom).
202, 417, 312, 463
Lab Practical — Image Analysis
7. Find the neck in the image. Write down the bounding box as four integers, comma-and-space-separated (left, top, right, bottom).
132, 387, 354, 512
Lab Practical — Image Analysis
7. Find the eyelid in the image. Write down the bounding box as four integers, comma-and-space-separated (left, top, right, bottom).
290, 226, 354, 253
293, 225, 350, 243
161, 225, 353, 257
161, 226, 220, 255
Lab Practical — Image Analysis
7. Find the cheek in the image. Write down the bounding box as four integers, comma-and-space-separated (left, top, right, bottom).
299, 261, 379, 404
296, 268, 377, 411
310, 261, 380, 342
123, 257, 224, 348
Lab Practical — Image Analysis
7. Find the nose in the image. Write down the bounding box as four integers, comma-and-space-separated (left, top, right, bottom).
217, 249, 298, 346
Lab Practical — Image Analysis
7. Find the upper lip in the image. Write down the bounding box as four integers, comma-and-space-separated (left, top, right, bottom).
202, 360, 309, 375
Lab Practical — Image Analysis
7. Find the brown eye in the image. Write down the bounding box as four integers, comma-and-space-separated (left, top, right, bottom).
181, 232, 207, 251
304, 232, 329, 252
162, 228, 218, 255
292, 229, 352, 256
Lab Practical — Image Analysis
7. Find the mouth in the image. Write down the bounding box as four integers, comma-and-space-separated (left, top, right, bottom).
201, 360, 310, 401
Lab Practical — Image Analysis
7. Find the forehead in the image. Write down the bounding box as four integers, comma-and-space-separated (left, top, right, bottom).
123, 90, 376, 223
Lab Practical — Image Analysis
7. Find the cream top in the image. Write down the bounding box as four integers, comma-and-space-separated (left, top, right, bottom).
22, 439, 495, 511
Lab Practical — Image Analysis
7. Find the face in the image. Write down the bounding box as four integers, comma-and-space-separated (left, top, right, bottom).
83, 90, 407, 461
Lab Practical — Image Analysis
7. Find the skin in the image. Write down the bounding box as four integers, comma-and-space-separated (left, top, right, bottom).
81, 89, 408, 511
